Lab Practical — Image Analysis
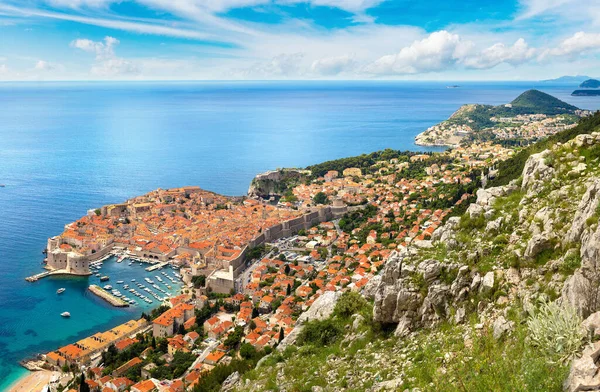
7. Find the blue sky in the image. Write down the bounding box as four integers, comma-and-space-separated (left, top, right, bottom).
0, 0, 599, 80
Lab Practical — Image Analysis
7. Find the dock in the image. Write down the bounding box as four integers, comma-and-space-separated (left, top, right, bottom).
145, 261, 169, 272
88, 285, 129, 307
25, 271, 51, 282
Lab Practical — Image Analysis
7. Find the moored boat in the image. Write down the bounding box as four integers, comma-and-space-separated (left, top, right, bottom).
60, 312, 70, 318
56, 288, 65, 294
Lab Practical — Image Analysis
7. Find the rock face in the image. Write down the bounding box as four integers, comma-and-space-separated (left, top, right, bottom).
521, 150, 555, 196
561, 179, 600, 318
278, 291, 341, 350
247, 169, 309, 199
220, 371, 241, 392
373, 250, 469, 334
564, 312, 600, 392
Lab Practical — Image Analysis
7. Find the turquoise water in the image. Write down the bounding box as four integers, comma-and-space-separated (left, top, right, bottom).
0, 81, 599, 389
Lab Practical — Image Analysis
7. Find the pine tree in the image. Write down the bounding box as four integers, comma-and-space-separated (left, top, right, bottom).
79, 372, 90, 392
278, 327, 285, 343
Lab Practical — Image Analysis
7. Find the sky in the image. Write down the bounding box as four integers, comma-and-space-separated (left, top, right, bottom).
0, 0, 600, 80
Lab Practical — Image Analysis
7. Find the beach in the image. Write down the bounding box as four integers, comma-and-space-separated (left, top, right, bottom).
8, 370, 57, 392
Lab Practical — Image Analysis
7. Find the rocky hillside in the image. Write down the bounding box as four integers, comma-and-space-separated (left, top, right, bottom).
224, 117, 600, 391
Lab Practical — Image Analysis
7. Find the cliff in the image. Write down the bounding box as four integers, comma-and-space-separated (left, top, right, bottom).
247, 169, 310, 199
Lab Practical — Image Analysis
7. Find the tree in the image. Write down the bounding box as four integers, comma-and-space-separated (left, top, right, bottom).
177, 323, 186, 335
79, 372, 90, 392
313, 192, 329, 205
286, 284, 291, 296
248, 320, 257, 331
278, 328, 285, 343
239, 343, 256, 360
151, 336, 156, 349
252, 306, 259, 319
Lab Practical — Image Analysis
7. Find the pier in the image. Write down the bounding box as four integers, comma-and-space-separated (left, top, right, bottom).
25, 271, 51, 282
88, 285, 129, 307
145, 261, 169, 272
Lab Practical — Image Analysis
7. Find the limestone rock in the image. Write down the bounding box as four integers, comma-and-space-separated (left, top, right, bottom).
521, 150, 555, 196
278, 291, 341, 350
480, 271, 495, 294
492, 315, 514, 339
565, 179, 600, 244
524, 234, 552, 260
564, 341, 600, 392
221, 371, 240, 392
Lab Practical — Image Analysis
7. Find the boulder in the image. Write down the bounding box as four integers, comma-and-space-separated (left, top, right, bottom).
564, 340, 600, 392
480, 271, 495, 294
524, 234, 552, 260
492, 315, 514, 339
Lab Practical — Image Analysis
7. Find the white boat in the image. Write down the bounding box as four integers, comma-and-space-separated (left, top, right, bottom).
61, 312, 70, 318
56, 288, 66, 294
103, 285, 113, 290
117, 280, 124, 284
131, 279, 136, 282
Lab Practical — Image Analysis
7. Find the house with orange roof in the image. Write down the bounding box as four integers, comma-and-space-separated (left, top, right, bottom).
131, 379, 157, 392
204, 350, 225, 365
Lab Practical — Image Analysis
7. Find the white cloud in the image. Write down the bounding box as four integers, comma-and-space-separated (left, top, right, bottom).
541, 31, 600, 59
311, 54, 356, 75
72, 36, 140, 77
364, 31, 473, 75
71, 36, 119, 60
0, 64, 8, 74
34, 60, 56, 71
464, 38, 535, 69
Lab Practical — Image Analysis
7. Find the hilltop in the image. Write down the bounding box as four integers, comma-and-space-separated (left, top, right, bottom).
415, 90, 585, 147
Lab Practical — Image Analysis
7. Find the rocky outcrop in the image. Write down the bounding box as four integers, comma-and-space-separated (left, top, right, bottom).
564, 312, 600, 392
373, 251, 470, 335
522, 150, 555, 196
247, 169, 310, 199
278, 291, 341, 350
220, 371, 241, 391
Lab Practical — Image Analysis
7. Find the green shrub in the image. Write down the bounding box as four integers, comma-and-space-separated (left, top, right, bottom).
527, 300, 584, 362
297, 319, 343, 347
333, 291, 369, 319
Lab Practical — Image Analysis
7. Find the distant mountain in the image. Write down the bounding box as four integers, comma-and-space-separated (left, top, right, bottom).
579, 79, 600, 88
509, 89, 579, 115
541, 75, 592, 84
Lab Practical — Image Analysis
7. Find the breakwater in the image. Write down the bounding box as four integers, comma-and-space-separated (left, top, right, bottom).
88, 285, 129, 307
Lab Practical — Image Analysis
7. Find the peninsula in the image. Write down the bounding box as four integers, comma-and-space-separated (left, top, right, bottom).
415, 89, 589, 147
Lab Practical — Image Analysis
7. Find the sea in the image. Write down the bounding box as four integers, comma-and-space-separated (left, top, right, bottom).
0, 81, 599, 389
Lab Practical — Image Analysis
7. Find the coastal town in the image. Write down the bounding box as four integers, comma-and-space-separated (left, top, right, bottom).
13, 90, 588, 392
16, 130, 522, 392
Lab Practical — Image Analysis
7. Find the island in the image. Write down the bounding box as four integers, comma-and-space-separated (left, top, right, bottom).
579, 78, 600, 88
572, 89, 600, 96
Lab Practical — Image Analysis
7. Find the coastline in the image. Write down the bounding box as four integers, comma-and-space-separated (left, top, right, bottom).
7, 370, 57, 392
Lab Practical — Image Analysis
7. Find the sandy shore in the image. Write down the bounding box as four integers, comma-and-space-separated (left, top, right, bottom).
8, 370, 57, 392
